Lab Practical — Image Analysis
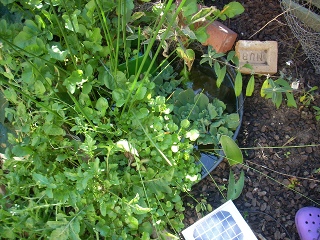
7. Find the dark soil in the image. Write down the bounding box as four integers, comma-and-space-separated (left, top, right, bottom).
182, 0, 320, 239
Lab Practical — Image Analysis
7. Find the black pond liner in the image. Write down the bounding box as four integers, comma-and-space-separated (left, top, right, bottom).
189, 63, 244, 179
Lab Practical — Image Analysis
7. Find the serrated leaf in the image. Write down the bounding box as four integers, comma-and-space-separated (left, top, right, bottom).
234, 71, 242, 97
220, 135, 243, 166
227, 169, 245, 200
245, 75, 255, 96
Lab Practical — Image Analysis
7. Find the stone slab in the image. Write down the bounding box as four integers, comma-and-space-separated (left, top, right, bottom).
202, 21, 238, 53
235, 40, 278, 74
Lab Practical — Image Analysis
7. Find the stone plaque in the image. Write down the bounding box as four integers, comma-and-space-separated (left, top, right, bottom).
235, 40, 278, 74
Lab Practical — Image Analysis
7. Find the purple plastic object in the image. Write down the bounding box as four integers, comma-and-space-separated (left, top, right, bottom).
295, 207, 320, 240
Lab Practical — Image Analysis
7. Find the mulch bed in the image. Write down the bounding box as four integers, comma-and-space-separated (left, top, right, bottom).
182, 0, 320, 239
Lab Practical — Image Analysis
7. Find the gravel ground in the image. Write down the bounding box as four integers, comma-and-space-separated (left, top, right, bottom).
182, 0, 320, 239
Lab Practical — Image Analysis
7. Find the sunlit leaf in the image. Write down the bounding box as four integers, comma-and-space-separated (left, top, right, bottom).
221, 2, 244, 19
245, 75, 255, 96
220, 135, 243, 166
234, 70, 242, 97
227, 170, 245, 200
260, 79, 270, 97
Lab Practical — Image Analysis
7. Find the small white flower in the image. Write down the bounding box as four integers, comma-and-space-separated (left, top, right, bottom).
286, 60, 293, 66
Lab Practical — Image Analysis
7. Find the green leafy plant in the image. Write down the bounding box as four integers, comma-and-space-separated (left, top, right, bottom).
0, 0, 246, 239
261, 77, 297, 108
171, 88, 240, 146
219, 135, 244, 201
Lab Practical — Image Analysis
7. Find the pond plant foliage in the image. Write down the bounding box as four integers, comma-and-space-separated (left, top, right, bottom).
0, 0, 245, 238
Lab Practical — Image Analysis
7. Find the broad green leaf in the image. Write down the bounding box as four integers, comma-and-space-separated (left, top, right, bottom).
226, 51, 235, 62
181, 119, 190, 128
194, 93, 209, 110
260, 79, 270, 97
34, 80, 46, 95
234, 71, 242, 97
245, 75, 255, 96
181, 0, 198, 17
274, 92, 282, 108
221, 2, 245, 19
286, 92, 297, 108
195, 27, 209, 43
135, 86, 147, 100
82, 82, 92, 94
99, 71, 115, 90
62, 10, 80, 32
95, 97, 109, 114
225, 113, 240, 129
217, 65, 226, 88
64, 70, 84, 94
48, 45, 68, 61
33, 173, 50, 186
137, 108, 149, 119
12, 145, 33, 157
227, 169, 245, 200
214, 61, 221, 85
49, 226, 69, 240
43, 124, 66, 136
220, 135, 243, 166
126, 216, 138, 230
69, 219, 81, 240
100, 201, 107, 217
